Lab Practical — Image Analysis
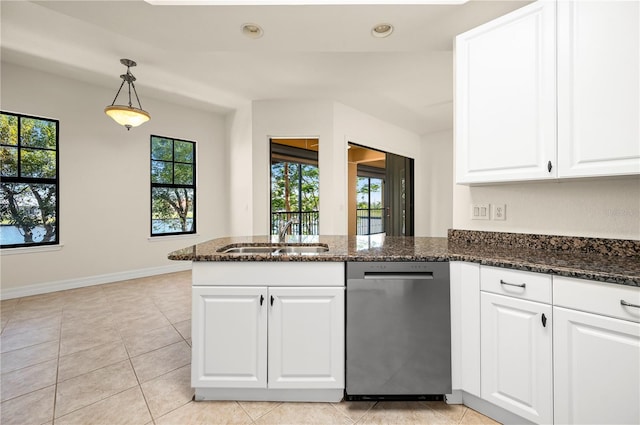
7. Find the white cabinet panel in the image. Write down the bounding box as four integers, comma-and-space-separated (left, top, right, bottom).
192, 286, 267, 388
450, 261, 481, 397
481, 292, 553, 424
455, 0, 556, 183
192, 282, 345, 393
557, 0, 640, 177
554, 276, 640, 323
480, 266, 552, 304
268, 287, 344, 389
554, 306, 640, 425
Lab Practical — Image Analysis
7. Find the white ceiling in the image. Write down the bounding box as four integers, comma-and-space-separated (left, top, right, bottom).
1, 0, 529, 135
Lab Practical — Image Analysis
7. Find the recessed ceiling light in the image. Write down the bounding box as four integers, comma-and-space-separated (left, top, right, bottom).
371, 23, 393, 38
242, 23, 263, 39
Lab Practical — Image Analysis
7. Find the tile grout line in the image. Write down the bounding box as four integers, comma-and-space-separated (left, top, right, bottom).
51, 300, 64, 423
458, 406, 468, 424
352, 400, 378, 425
419, 399, 468, 424
328, 401, 359, 424
113, 296, 157, 425
235, 400, 259, 424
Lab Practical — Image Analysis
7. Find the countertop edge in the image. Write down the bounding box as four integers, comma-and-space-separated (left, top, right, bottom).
167, 235, 640, 287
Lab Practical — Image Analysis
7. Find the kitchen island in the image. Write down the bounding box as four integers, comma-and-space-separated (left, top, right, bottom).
168, 231, 640, 286
169, 231, 640, 423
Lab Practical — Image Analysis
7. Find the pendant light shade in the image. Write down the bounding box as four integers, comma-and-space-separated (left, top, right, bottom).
105, 105, 150, 128
105, 59, 151, 130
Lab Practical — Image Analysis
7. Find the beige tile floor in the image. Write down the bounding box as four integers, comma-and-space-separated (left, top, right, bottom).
0, 271, 500, 425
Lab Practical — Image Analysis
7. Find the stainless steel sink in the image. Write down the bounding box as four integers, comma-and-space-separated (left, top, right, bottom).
276, 245, 329, 254
221, 246, 279, 254
219, 243, 329, 255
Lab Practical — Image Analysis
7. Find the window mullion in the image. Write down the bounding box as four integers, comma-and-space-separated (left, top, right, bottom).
16, 116, 21, 178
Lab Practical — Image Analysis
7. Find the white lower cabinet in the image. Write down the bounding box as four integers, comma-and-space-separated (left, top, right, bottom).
452, 263, 640, 424
268, 287, 345, 389
553, 277, 640, 425
480, 266, 553, 425
192, 286, 268, 388
190, 261, 345, 401
480, 292, 553, 424
193, 285, 344, 392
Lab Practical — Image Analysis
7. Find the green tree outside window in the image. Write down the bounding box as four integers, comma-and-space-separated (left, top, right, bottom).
150, 135, 196, 236
0, 112, 59, 248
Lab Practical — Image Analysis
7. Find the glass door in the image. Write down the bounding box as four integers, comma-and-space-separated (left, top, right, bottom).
270, 138, 319, 236
348, 143, 414, 236
384, 152, 414, 236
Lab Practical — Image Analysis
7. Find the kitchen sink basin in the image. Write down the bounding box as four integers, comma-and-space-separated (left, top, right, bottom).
221, 246, 279, 254
276, 245, 329, 254
219, 243, 329, 255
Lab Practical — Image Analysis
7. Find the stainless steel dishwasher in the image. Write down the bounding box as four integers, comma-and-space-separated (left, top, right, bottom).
345, 261, 451, 400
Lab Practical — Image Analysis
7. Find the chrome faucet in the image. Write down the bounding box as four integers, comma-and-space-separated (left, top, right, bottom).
278, 218, 296, 242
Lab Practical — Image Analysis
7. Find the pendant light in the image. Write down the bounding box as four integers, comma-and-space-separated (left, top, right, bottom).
104, 59, 151, 130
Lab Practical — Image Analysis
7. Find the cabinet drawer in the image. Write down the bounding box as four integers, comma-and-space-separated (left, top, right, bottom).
480, 266, 552, 304
554, 277, 640, 323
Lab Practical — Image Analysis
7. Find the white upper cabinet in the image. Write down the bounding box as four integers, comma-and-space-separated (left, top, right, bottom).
455, 1, 557, 184
557, 0, 640, 177
456, 0, 640, 184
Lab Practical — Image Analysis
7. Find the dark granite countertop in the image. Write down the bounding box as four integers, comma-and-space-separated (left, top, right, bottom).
167, 235, 449, 262
168, 232, 640, 287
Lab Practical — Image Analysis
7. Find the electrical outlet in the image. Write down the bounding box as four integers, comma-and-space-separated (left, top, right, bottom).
493, 204, 506, 220
471, 204, 490, 220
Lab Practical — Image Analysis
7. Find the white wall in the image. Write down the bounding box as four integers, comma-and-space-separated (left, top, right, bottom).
248, 100, 424, 236
225, 102, 253, 236
251, 100, 334, 234
0, 63, 229, 297
420, 130, 454, 237
452, 177, 640, 240
333, 103, 425, 235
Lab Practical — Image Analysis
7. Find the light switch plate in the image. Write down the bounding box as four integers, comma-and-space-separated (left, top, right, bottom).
493, 204, 506, 220
471, 204, 490, 220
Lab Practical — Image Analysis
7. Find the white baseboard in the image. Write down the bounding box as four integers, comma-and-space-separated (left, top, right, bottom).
0, 263, 192, 300
194, 388, 344, 403
460, 391, 534, 425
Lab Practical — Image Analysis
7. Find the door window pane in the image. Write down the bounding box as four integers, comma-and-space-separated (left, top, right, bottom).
270, 139, 319, 236
356, 177, 385, 235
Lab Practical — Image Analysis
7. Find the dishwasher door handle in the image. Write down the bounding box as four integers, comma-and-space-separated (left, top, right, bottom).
363, 272, 433, 280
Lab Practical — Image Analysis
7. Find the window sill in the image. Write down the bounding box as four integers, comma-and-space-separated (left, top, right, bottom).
1, 244, 64, 256
148, 233, 200, 242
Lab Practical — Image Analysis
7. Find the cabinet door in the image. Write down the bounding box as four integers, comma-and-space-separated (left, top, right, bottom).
192, 286, 267, 388
554, 306, 640, 425
557, 0, 640, 177
455, 1, 556, 184
481, 292, 552, 424
268, 287, 344, 389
